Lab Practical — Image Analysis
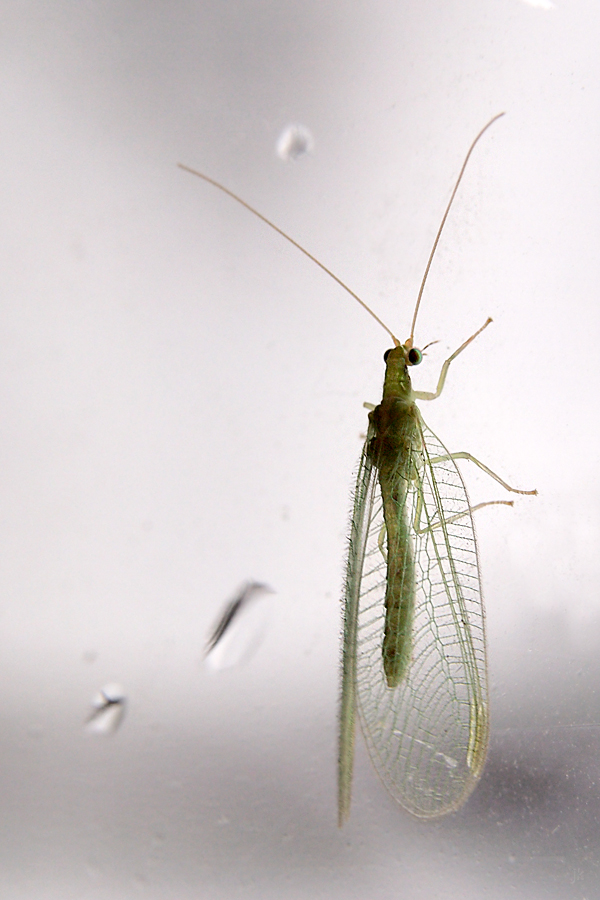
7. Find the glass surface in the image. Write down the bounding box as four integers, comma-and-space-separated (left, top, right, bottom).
0, 2, 599, 897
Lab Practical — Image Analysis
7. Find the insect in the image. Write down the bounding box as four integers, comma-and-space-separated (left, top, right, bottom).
178, 113, 536, 823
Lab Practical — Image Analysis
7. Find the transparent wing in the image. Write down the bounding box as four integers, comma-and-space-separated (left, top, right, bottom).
338, 443, 377, 824
340, 419, 488, 820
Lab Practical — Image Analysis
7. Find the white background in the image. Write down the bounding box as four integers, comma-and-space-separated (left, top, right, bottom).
1, 2, 599, 898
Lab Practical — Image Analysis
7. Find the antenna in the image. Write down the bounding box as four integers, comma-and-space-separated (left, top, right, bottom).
408, 112, 505, 345
177, 164, 399, 346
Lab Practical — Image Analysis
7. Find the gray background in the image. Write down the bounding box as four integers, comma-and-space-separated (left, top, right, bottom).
1, 1, 599, 898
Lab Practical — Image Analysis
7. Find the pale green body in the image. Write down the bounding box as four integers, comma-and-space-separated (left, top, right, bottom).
368, 346, 421, 687
338, 345, 490, 824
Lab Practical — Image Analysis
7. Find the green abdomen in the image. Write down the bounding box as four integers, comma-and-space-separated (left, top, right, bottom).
369, 396, 419, 689
381, 489, 415, 688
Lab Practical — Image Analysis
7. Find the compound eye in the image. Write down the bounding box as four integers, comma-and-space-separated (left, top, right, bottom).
383, 348, 393, 362
407, 347, 423, 366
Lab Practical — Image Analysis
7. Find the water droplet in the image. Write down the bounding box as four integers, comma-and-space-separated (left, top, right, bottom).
205, 582, 275, 671
276, 124, 314, 161
86, 682, 126, 734
519, 0, 554, 8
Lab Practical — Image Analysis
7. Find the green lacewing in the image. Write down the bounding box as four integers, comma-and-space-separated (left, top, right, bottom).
179, 113, 536, 823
